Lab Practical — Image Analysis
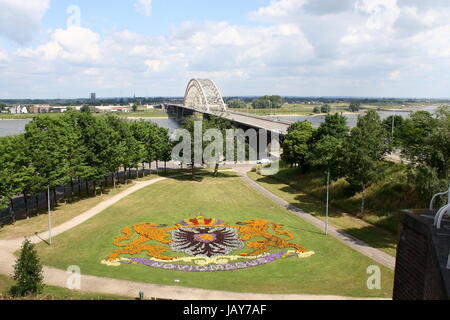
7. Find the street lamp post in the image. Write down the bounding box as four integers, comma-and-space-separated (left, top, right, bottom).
325, 170, 330, 236
48, 185, 52, 245
391, 111, 395, 142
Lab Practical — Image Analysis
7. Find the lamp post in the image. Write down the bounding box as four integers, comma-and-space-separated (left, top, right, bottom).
47, 185, 52, 245
391, 111, 395, 142
325, 170, 330, 236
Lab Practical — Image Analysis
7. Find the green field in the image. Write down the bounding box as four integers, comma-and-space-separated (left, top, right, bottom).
229, 103, 352, 116
34, 173, 393, 298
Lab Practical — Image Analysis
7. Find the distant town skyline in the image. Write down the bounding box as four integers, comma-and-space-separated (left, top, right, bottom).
1, 0, 450, 99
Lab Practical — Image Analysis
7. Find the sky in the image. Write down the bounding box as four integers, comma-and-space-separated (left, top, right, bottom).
1, 0, 450, 99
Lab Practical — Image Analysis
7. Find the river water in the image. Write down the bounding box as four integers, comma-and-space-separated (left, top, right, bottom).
266, 106, 440, 128
0, 118, 180, 138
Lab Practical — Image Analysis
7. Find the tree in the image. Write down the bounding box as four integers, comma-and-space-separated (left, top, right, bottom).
313, 106, 321, 114
321, 104, 331, 114
343, 110, 390, 213
310, 113, 349, 180
25, 117, 73, 206
312, 113, 349, 142
132, 104, 139, 112
227, 99, 247, 109
403, 107, 450, 202
382, 115, 404, 147
9, 238, 44, 297
60, 111, 94, 197
103, 115, 128, 186
397, 111, 438, 163
281, 121, 315, 170
349, 102, 361, 112
251, 96, 283, 109
130, 120, 150, 177
0, 102, 7, 112
80, 105, 91, 113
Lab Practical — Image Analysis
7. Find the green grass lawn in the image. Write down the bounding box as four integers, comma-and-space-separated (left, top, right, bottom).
34, 173, 393, 298
0, 274, 131, 300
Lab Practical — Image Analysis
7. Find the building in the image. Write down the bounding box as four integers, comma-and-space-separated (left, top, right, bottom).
91, 93, 96, 103
31, 104, 51, 113
49, 107, 68, 113
9, 105, 28, 114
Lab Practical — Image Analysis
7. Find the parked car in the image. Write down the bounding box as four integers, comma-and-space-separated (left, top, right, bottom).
257, 159, 271, 164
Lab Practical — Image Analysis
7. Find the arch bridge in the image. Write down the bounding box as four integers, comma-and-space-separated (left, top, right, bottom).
166, 79, 291, 135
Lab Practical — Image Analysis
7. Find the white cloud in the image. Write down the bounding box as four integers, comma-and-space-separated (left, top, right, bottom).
1, 0, 450, 98
0, 0, 50, 44
389, 71, 401, 80
249, 0, 306, 22
134, 0, 153, 17
144, 59, 162, 72
17, 27, 101, 63
0, 49, 7, 61
355, 0, 400, 30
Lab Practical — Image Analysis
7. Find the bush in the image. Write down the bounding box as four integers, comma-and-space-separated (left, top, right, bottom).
9, 238, 44, 297
321, 104, 331, 113
349, 102, 361, 112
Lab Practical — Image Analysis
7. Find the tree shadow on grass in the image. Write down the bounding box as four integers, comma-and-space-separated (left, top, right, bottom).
168, 171, 239, 183
339, 225, 398, 254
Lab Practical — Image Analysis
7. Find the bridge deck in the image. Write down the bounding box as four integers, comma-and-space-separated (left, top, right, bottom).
173, 105, 291, 135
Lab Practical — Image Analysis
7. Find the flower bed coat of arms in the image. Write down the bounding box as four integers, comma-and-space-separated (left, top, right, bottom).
101, 216, 315, 272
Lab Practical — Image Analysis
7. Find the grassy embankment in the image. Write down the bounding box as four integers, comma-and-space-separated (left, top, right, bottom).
248, 162, 421, 257
229, 103, 350, 116
34, 172, 394, 298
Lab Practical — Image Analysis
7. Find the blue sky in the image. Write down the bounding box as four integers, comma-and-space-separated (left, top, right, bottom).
1, 0, 450, 99
42, 1, 270, 37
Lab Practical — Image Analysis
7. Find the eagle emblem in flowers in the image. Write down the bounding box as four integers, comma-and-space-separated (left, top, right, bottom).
103, 215, 314, 270
170, 217, 244, 257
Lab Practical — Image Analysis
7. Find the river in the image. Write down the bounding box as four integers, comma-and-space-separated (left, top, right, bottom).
0, 118, 180, 138
265, 106, 440, 128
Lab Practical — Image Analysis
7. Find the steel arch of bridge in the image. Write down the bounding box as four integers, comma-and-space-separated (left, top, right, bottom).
184, 79, 227, 113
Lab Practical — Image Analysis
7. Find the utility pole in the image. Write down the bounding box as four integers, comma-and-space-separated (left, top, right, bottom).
325, 170, 330, 236
48, 185, 52, 245
391, 111, 395, 142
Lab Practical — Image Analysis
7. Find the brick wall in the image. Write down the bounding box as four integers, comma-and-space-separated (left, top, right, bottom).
393, 212, 448, 300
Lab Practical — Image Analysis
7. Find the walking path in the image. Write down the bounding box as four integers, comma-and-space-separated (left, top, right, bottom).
0, 170, 391, 300
235, 167, 396, 270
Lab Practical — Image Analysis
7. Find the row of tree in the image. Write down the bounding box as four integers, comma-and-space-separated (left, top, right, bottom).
0, 110, 173, 218
251, 96, 284, 109
226, 96, 284, 109
282, 107, 449, 212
